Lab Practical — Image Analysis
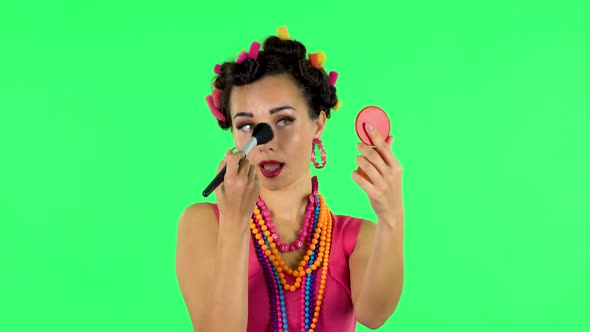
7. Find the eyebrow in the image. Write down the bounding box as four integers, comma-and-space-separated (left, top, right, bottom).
233, 105, 295, 119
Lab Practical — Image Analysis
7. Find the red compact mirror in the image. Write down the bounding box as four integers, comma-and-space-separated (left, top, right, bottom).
355, 106, 390, 146
354, 106, 391, 183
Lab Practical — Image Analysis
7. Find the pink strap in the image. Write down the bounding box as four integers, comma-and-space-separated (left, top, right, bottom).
210, 203, 220, 222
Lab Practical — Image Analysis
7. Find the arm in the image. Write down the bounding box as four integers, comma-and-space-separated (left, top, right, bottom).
175, 203, 251, 332
350, 123, 405, 329
349, 216, 404, 329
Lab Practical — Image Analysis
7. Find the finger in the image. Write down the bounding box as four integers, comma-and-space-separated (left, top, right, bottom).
217, 157, 229, 174
217, 147, 237, 173
364, 122, 394, 166
384, 136, 402, 167
386, 136, 394, 147
226, 150, 246, 176
237, 157, 250, 176
214, 181, 225, 196
352, 169, 378, 198
357, 143, 388, 176
355, 155, 381, 184
213, 175, 225, 197
247, 164, 257, 181
251, 164, 260, 184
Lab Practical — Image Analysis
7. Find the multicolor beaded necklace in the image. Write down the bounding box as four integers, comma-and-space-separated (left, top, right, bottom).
249, 176, 333, 332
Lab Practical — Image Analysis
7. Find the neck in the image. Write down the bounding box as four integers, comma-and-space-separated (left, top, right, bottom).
258, 174, 315, 233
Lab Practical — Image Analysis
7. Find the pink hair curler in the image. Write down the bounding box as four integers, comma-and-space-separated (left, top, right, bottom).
211, 89, 221, 108
248, 41, 261, 59
236, 51, 248, 64
328, 71, 338, 86
206, 95, 227, 122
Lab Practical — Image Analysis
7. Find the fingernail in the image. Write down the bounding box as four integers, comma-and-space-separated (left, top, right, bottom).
225, 147, 235, 158
365, 122, 374, 132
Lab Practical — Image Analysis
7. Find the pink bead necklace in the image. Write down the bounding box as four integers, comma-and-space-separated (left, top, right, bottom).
256, 176, 319, 253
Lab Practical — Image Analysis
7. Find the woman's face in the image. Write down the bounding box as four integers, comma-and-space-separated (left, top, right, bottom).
229, 74, 326, 190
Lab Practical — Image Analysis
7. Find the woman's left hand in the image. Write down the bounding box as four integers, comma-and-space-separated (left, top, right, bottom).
352, 122, 404, 222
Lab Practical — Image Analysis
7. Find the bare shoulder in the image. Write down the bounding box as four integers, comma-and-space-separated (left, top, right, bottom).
176, 201, 219, 268
176, 202, 219, 253
179, 202, 217, 224
177, 202, 219, 237
175, 202, 219, 330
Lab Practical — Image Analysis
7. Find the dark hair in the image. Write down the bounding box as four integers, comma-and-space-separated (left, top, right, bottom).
211, 36, 339, 130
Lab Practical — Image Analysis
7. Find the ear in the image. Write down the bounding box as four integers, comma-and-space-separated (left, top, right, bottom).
313, 110, 327, 139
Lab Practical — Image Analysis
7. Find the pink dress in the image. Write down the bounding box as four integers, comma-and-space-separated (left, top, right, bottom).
209, 203, 364, 332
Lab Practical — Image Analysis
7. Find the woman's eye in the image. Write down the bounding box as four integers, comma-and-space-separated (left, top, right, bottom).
236, 123, 253, 131
237, 118, 294, 132
277, 117, 294, 126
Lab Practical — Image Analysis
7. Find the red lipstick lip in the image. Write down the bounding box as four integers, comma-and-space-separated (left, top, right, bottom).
258, 160, 285, 178
259, 160, 284, 166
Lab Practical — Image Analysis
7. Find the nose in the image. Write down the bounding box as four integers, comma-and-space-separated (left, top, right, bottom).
257, 135, 277, 152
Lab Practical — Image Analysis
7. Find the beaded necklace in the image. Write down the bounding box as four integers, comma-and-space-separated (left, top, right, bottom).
249, 176, 333, 332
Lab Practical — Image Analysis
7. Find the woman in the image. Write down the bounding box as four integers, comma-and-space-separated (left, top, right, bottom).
176, 26, 404, 332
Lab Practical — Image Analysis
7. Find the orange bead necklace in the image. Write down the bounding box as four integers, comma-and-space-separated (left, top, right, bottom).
249, 182, 333, 332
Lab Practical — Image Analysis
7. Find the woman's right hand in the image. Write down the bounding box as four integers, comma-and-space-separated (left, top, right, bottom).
214, 147, 260, 228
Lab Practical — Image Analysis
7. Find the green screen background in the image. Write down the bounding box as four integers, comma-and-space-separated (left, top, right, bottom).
1, 1, 589, 331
